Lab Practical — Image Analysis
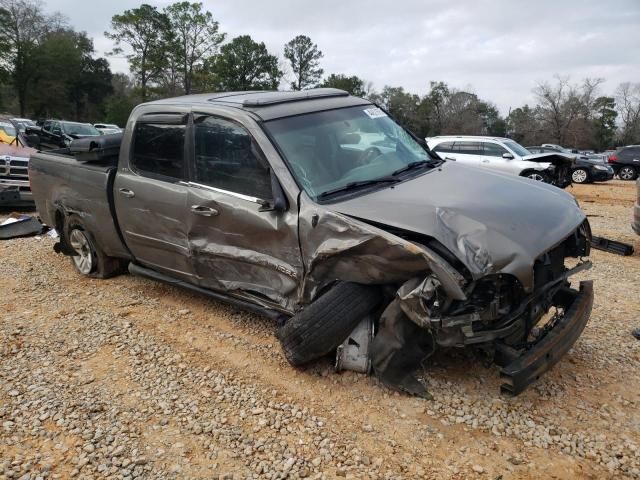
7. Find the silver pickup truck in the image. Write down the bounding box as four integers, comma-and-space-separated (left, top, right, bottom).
29, 89, 594, 396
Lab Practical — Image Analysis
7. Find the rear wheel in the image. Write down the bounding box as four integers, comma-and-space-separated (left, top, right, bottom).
571, 168, 590, 184
618, 166, 638, 181
65, 215, 126, 279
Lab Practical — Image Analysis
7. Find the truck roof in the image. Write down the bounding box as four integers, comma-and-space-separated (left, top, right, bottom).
144, 89, 371, 121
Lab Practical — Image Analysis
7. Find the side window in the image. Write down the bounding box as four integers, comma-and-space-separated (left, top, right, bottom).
193, 116, 272, 200
454, 141, 482, 155
433, 141, 454, 153
483, 142, 508, 157
132, 119, 186, 180
42, 121, 52, 132
51, 122, 62, 135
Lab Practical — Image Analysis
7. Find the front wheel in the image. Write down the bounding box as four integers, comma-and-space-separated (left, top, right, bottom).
522, 170, 549, 183
571, 168, 590, 184
618, 166, 638, 181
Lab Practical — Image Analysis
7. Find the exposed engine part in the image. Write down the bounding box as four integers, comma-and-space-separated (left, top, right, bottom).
335, 315, 375, 374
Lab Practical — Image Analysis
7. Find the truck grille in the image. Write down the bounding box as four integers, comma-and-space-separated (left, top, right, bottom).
0, 155, 30, 192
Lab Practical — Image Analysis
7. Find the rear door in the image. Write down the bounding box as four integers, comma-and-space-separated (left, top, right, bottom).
451, 141, 483, 166
184, 112, 303, 311
114, 110, 194, 280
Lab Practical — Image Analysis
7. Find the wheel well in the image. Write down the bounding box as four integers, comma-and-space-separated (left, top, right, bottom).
520, 169, 542, 177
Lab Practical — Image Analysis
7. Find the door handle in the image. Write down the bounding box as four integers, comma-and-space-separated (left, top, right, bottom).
118, 188, 135, 198
482, 159, 490, 163
191, 205, 219, 217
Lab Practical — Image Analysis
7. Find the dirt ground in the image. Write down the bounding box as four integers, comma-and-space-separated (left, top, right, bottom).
1, 179, 639, 479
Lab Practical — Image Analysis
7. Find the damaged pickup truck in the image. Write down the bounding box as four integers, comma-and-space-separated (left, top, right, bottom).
29, 89, 594, 396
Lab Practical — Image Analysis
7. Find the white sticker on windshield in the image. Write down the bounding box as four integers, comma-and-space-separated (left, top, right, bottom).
363, 107, 387, 119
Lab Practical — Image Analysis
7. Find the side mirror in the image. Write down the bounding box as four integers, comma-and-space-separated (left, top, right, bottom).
259, 170, 288, 213
502, 153, 514, 159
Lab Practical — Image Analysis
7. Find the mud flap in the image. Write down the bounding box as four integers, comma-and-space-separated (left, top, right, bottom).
370, 300, 434, 399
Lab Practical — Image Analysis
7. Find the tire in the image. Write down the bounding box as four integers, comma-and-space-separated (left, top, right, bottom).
64, 215, 126, 279
277, 282, 381, 366
522, 170, 550, 183
618, 166, 638, 181
571, 168, 590, 184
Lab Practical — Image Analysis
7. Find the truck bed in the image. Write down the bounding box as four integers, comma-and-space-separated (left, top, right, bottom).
29, 150, 130, 259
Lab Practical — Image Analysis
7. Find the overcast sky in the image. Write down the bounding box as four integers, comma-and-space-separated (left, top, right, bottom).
49, 0, 640, 113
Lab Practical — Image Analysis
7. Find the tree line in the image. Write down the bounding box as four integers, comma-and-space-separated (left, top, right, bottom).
0, 0, 639, 150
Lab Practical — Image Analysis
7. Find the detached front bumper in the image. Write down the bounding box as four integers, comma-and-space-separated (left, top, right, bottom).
498, 281, 593, 395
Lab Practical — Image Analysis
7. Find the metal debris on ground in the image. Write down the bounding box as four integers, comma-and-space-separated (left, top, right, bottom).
590, 235, 635, 256
0, 214, 45, 240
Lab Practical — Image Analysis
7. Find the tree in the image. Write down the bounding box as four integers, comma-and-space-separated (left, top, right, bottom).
320, 74, 366, 96
212, 35, 282, 91
591, 96, 617, 150
421, 81, 450, 135
533, 76, 603, 146
105, 4, 170, 102
164, 2, 225, 95
0, 0, 64, 115
506, 105, 542, 145
30, 29, 112, 121
284, 35, 323, 90
615, 82, 640, 145
369, 86, 426, 136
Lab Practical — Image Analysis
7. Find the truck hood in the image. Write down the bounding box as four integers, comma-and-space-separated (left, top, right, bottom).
330, 162, 586, 291
521, 152, 574, 166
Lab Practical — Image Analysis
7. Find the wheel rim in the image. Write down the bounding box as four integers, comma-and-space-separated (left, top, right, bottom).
620, 167, 634, 180
572, 169, 588, 183
69, 229, 93, 274
527, 173, 545, 182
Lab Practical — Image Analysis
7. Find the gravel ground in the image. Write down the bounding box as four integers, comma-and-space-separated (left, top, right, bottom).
1, 179, 638, 479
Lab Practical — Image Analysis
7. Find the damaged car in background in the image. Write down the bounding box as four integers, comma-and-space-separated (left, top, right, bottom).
29, 89, 593, 396
427, 135, 574, 188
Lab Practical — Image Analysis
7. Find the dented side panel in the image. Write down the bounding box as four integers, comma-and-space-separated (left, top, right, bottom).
186, 184, 303, 311
297, 193, 467, 304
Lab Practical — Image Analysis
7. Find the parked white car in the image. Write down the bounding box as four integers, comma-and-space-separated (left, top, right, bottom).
93, 123, 122, 135
426, 135, 573, 187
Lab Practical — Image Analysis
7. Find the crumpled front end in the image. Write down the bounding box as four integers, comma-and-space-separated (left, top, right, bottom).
370, 219, 593, 396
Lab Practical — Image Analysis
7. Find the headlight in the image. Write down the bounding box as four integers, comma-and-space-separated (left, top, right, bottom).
593, 165, 608, 171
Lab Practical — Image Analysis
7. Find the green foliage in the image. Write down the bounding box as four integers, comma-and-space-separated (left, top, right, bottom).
105, 3, 170, 101
284, 35, 323, 90
164, 2, 225, 94
27, 29, 112, 121
0, 0, 63, 115
212, 35, 282, 91
320, 74, 365, 97
592, 96, 617, 150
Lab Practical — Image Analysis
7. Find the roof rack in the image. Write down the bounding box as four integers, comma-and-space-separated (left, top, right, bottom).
239, 89, 349, 107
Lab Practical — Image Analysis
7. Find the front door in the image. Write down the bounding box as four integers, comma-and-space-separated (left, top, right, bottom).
185, 114, 303, 312
480, 141, 512, 173
114, 111, 194, 280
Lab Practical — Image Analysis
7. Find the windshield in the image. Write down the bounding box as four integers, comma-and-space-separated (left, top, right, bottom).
265, 106, 432, 199
63, 123, 100, 136
504, 140, 530, 157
